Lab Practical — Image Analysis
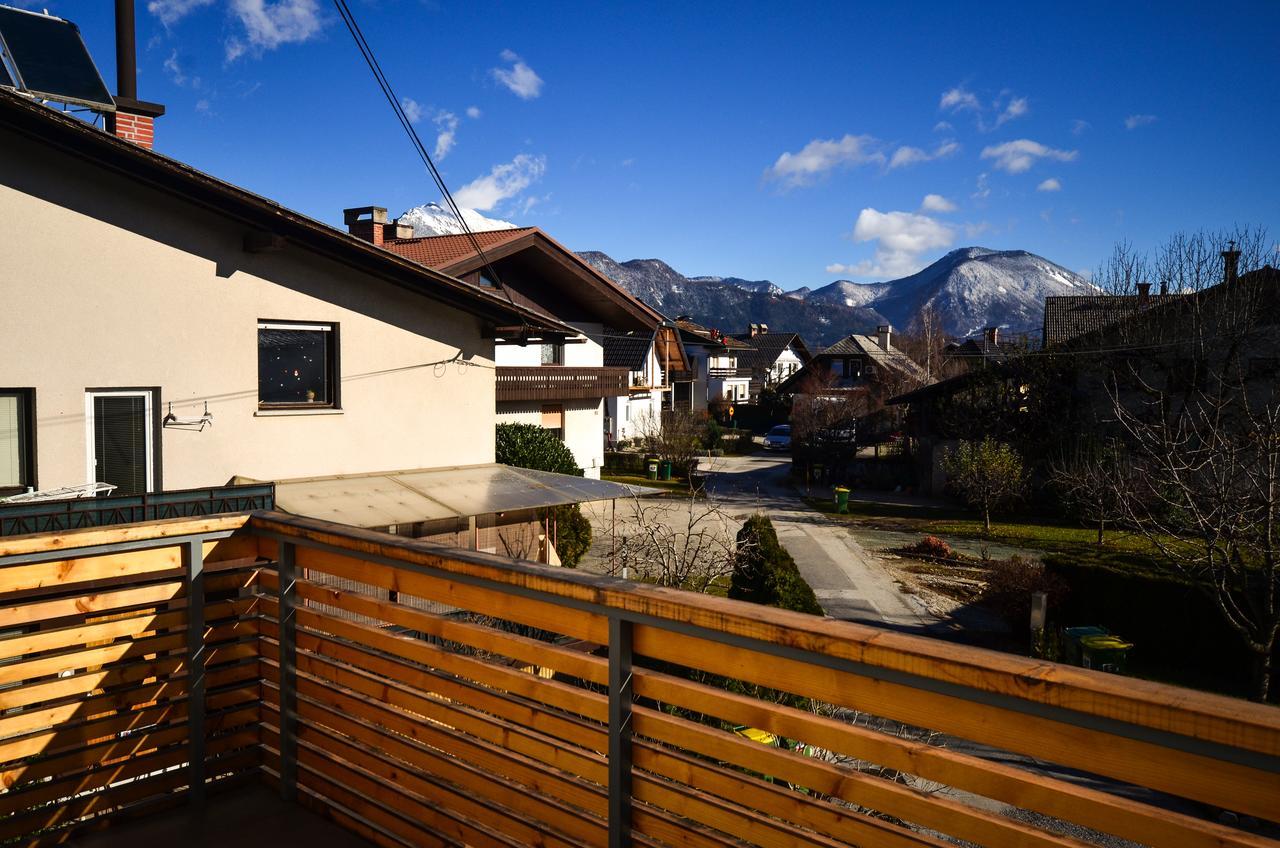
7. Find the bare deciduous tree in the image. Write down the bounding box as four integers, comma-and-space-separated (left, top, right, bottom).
603, 493, 748, 593
1093, 227, 1280, 699
1050, 439, 1131, 545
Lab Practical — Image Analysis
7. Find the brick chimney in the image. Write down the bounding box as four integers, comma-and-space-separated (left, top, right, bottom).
343, 207, 413, 246
107, 0, 164, 149
984, 326, 999, 346
1159, 279, 1169, 296
1222, 241, 1241, 285
1136, 282, 1151, 307
876, 324, 892, 351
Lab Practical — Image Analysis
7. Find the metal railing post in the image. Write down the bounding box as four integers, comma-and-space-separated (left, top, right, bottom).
608, 616, 634, 848
184, 538, 206, 806
278, 540, 298, 802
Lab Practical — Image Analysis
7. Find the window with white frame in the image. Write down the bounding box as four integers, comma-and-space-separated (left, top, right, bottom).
258, 321, 338, 407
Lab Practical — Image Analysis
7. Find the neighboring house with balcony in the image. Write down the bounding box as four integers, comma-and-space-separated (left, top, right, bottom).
375, 221, 673, 478
731, 324, 811, 401
602, 325, 689, 445
673, 318, 754, 411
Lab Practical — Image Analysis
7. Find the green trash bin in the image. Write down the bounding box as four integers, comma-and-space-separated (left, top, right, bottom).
646, 455, 660, 481
834, 486, 850, 514
659, 460, 673, 481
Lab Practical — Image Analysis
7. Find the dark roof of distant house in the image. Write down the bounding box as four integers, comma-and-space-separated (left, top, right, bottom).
946, 336, 1026, 358
730, 332, 811, 370
0, 90, 571, 334
603, 333, 652, 369
675, 318, 753, 350
816, 335, 927, 381
1042, 294, 1182, 347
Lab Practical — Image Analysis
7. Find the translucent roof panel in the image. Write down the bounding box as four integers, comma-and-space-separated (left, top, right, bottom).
254, 464, 660, 529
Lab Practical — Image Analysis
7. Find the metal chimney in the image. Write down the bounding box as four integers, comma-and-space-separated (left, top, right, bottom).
114, 0, 136, 101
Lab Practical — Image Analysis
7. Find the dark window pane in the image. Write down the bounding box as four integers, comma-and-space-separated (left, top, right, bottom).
0, 392, 27, 490
94, 395, 147, 495
258, 327, 333, 405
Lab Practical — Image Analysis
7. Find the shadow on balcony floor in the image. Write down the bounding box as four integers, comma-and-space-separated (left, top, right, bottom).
70, 783, 373, 847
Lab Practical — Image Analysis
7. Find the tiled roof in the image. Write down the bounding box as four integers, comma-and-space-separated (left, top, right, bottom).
731, 332, 809, 370
383, 228, 536, 270
676, 319, 753, 349
818, 334, 929, 382
1042, 294, 1181, 346
603, 333, 651, 369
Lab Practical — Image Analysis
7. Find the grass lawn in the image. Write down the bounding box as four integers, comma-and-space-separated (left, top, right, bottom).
601, 473, 702, 497
802, 496, 1172, 576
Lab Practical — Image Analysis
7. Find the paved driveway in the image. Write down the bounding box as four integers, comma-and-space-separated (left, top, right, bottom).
584, 451, 939, 633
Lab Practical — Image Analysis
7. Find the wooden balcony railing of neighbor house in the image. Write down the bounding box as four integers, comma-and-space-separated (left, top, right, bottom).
496, 366, 630, 402
707, 366, 753, 379
2, 511, 1279, 848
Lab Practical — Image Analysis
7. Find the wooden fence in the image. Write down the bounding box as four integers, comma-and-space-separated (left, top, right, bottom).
1, 511, 1278, 847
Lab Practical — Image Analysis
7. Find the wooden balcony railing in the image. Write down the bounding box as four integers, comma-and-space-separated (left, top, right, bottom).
496, 366, 629, 402
1, 512, 1279, 847
708, 366, 752, 379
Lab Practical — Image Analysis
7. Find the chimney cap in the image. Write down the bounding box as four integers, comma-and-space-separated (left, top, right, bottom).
343, 206, 388, 225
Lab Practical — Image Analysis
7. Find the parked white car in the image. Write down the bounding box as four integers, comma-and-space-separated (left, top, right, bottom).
764, 425, 792, 451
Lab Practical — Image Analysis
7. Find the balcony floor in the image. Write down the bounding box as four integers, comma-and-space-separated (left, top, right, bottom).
70, 782, 373, 847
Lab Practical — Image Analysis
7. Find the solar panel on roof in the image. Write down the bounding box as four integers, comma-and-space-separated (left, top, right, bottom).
0, 6, 113, 110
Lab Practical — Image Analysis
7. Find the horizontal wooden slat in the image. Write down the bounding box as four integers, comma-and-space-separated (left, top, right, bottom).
630, 625, 1280, 822
0, 568, 257, 629
282, 544, 608, 643
258, 598, 608, 723
0, 513, 250, 557
259, 570, 609, 685
0, 658, 258, 741
271, 674, 609, 817
253, 511, 1280, 760
634, 710, 1079, 848
259, 627, 609, 757
0, 640, 256, 712
0, 596, 254, 661
634, 667, 1272, 848
271, 694, 607, 845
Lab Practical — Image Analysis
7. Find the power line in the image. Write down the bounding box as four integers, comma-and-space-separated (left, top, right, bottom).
330, 0, 527, 329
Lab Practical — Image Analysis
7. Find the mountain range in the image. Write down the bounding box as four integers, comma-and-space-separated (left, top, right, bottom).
394, 203, 1094, 348
579, 247, 1094, 347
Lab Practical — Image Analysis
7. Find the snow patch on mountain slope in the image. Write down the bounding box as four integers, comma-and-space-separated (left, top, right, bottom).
396, 202, 517, 237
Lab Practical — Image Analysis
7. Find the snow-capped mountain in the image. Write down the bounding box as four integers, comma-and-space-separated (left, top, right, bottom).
579, 246, 1092, 346
395, 203, 517, 237
688, 275, 784, 298
578, 252, 885, 348
853, 247, 1093, 337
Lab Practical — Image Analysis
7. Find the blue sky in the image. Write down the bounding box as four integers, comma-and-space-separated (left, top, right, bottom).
39, 0, 1280, 289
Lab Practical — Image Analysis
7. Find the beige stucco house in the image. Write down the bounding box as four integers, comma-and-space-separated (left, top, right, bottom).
0, 90, 571, 499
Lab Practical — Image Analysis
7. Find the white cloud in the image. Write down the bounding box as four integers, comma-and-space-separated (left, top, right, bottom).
965, 221, 992, 238
195, 98, 211, 113
933, 120, 953, 133
400, 97, 424, 124
466, 106, 482, 119
829, 208, 956, 279
980, 139, 1077, 174
1125, 113, 1157, 130
888, 140, 959, 170
1037, 177, 1062, 192
972, 172, 991, 199
920, 194, 957, 213
454, 153, 547, 211
492, 50, 543, 99
163, 50, 186, 85
1071, 119, 1090, 136
225, 0, 325, 62
763, 134, 883, 188
940, 86, 980, 112
433, 110, 459, 160
994, 96, 1028, 127
147, 0, 215, 27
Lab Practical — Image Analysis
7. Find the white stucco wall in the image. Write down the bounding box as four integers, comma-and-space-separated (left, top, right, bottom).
0, 126, 496, 492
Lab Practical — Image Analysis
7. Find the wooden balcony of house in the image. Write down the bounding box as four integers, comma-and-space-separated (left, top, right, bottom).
495, 365, 630, 402
1, 511, 1279, 848
708, 366, 753, 379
